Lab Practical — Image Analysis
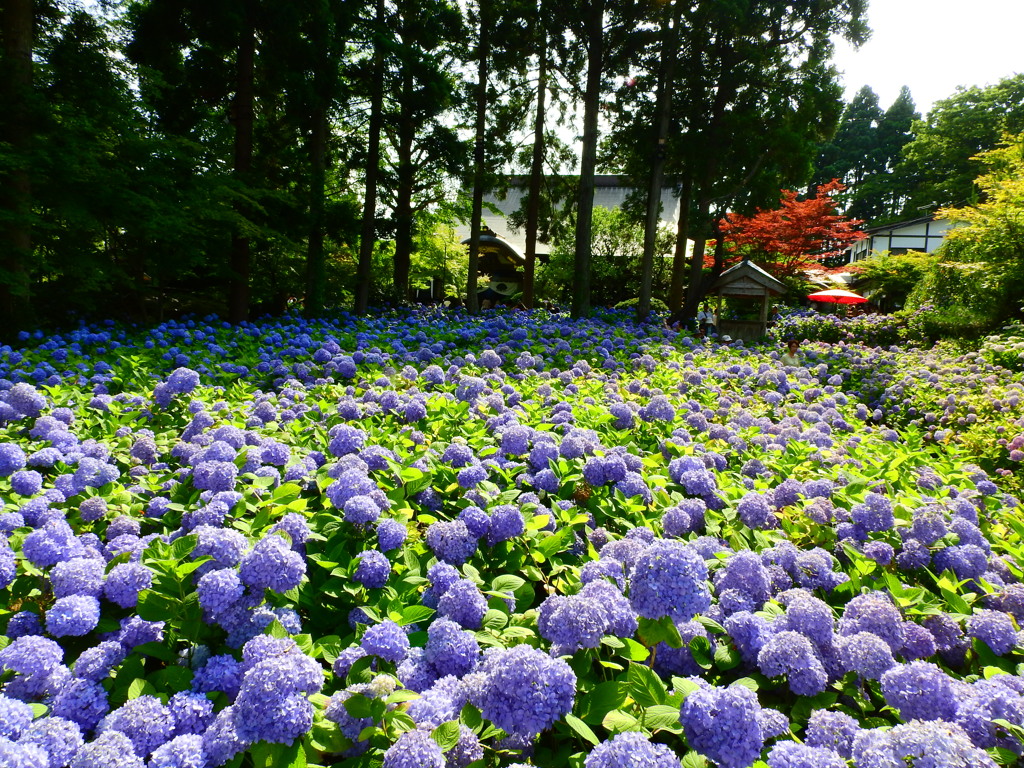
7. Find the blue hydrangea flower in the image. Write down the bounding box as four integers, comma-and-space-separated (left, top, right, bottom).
353, 550, 391, 589
584, 731, 679, 768
382, 728, 445, 768
19, 716, 84, 768
680, 682, 765, 768
238, 534, 305, 593
736, 492, 772, 530
767, 742, 845, 768
486, 505, 525, 546
880, 661, 957, 721
837, 592, 905, 653
362, 620, 410, 663
473, 645, 576, 739
97, 694, 175, 757
425, 520, 477, 565
50, 557, 105, 599
377, 519, 408, 552
103, 562, 153, 609
45, 595, 100, 637
50, 677, 109, 731
424, 618, 481, 677
838, 631, 896, 680
437, 579, 488, 630
0, 694, 33, 739
66, 730, 144, 768
757, 631, 828, 697
167, 691, 215, 736
0, 443, 28, 476
967, 609, 1018, 655
147, 733, 205, 768
73, 640, 126, 682
628, 540, 710, 622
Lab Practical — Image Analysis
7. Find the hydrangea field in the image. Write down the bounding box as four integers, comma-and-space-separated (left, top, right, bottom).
4, 307, 1024, 768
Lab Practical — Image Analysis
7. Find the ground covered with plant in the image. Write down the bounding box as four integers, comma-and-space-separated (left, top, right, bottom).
3, 308, 1024, 768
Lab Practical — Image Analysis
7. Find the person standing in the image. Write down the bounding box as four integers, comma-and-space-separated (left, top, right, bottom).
697, 303, 716, 336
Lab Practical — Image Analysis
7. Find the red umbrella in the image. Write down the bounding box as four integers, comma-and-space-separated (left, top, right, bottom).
807, 289, 868, 304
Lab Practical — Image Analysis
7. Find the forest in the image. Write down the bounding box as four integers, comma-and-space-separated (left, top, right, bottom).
1, 0, 1023, 334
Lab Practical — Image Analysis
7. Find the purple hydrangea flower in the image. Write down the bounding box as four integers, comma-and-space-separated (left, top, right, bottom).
45, 595, 101, 637
628, 540, 710, 622
362, 620, 410, 663
584, 731, 679, 768
880, 661, 957, 721
382, 728, 445, 768
681, 682, 765, 768
238, 534, 305, 593
472, 644, 576, 739
353, 550, 391, 589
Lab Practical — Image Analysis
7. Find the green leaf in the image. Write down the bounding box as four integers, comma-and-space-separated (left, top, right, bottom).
491, 574, 526, 594
643, 704, 683, 734
481, 610, 508, 630
169, 534, 198, 560
637, 616, 682, 649
431, 721, 461, 751
627, 663, 667, 707
564, 713, 600, 745
576, 681, 628, 725
602, 709, 642, 734
400, 605, 435, 625
682, 752, 709, 768
127, 678, 157, 700
621, 639, 651, 662
386, 689, 421, 704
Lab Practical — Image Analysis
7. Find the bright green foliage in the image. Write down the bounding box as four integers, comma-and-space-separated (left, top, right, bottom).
850, 250, 938, 311
908, 134, 1024, 324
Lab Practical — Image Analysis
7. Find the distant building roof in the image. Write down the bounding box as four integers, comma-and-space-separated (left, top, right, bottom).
453, 176, 684, 257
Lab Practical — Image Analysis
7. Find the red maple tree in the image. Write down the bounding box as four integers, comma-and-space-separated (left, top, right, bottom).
717, 180, 867, 277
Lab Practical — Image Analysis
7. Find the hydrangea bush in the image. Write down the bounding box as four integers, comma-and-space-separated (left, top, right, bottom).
2, 307, 1024, 767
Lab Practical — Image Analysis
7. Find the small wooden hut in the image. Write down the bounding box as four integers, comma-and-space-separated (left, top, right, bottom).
708, 259, 786, 342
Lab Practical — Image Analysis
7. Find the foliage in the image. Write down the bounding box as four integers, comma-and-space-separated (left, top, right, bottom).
896, 74, 1024, 215
907, 134, 1024, 325
811, 86, 920, 224
980, 320, 1024, 372
614, 296, 669, 313
849, 250, 939, 311
536, 206, 674, 306
717, 181, 867, 277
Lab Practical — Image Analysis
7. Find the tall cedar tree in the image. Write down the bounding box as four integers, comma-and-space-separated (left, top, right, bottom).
718, 180, 866, 277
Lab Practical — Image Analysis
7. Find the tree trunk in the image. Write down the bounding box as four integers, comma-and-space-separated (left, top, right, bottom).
466, 0, 490, 315
229, 7, 255, 324
304, 2, 331, 318
637, 1, 680, 323
354, 0, 384, 314
522, 25, 547, 310
305, 103, 327, 316
668, 174, 692, 311
682, 194, 712, 319
392, 65, 415, 305
571, 0, 604, 319
0, 0, 34, 328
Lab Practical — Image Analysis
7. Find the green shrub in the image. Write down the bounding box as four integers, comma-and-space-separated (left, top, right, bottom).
613, 297, 669, 313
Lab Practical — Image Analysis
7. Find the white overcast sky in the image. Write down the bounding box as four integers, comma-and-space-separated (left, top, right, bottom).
831, 0, 1024, 116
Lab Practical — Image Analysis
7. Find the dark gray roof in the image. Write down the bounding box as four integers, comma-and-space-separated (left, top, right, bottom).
710, 259, 787, 296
